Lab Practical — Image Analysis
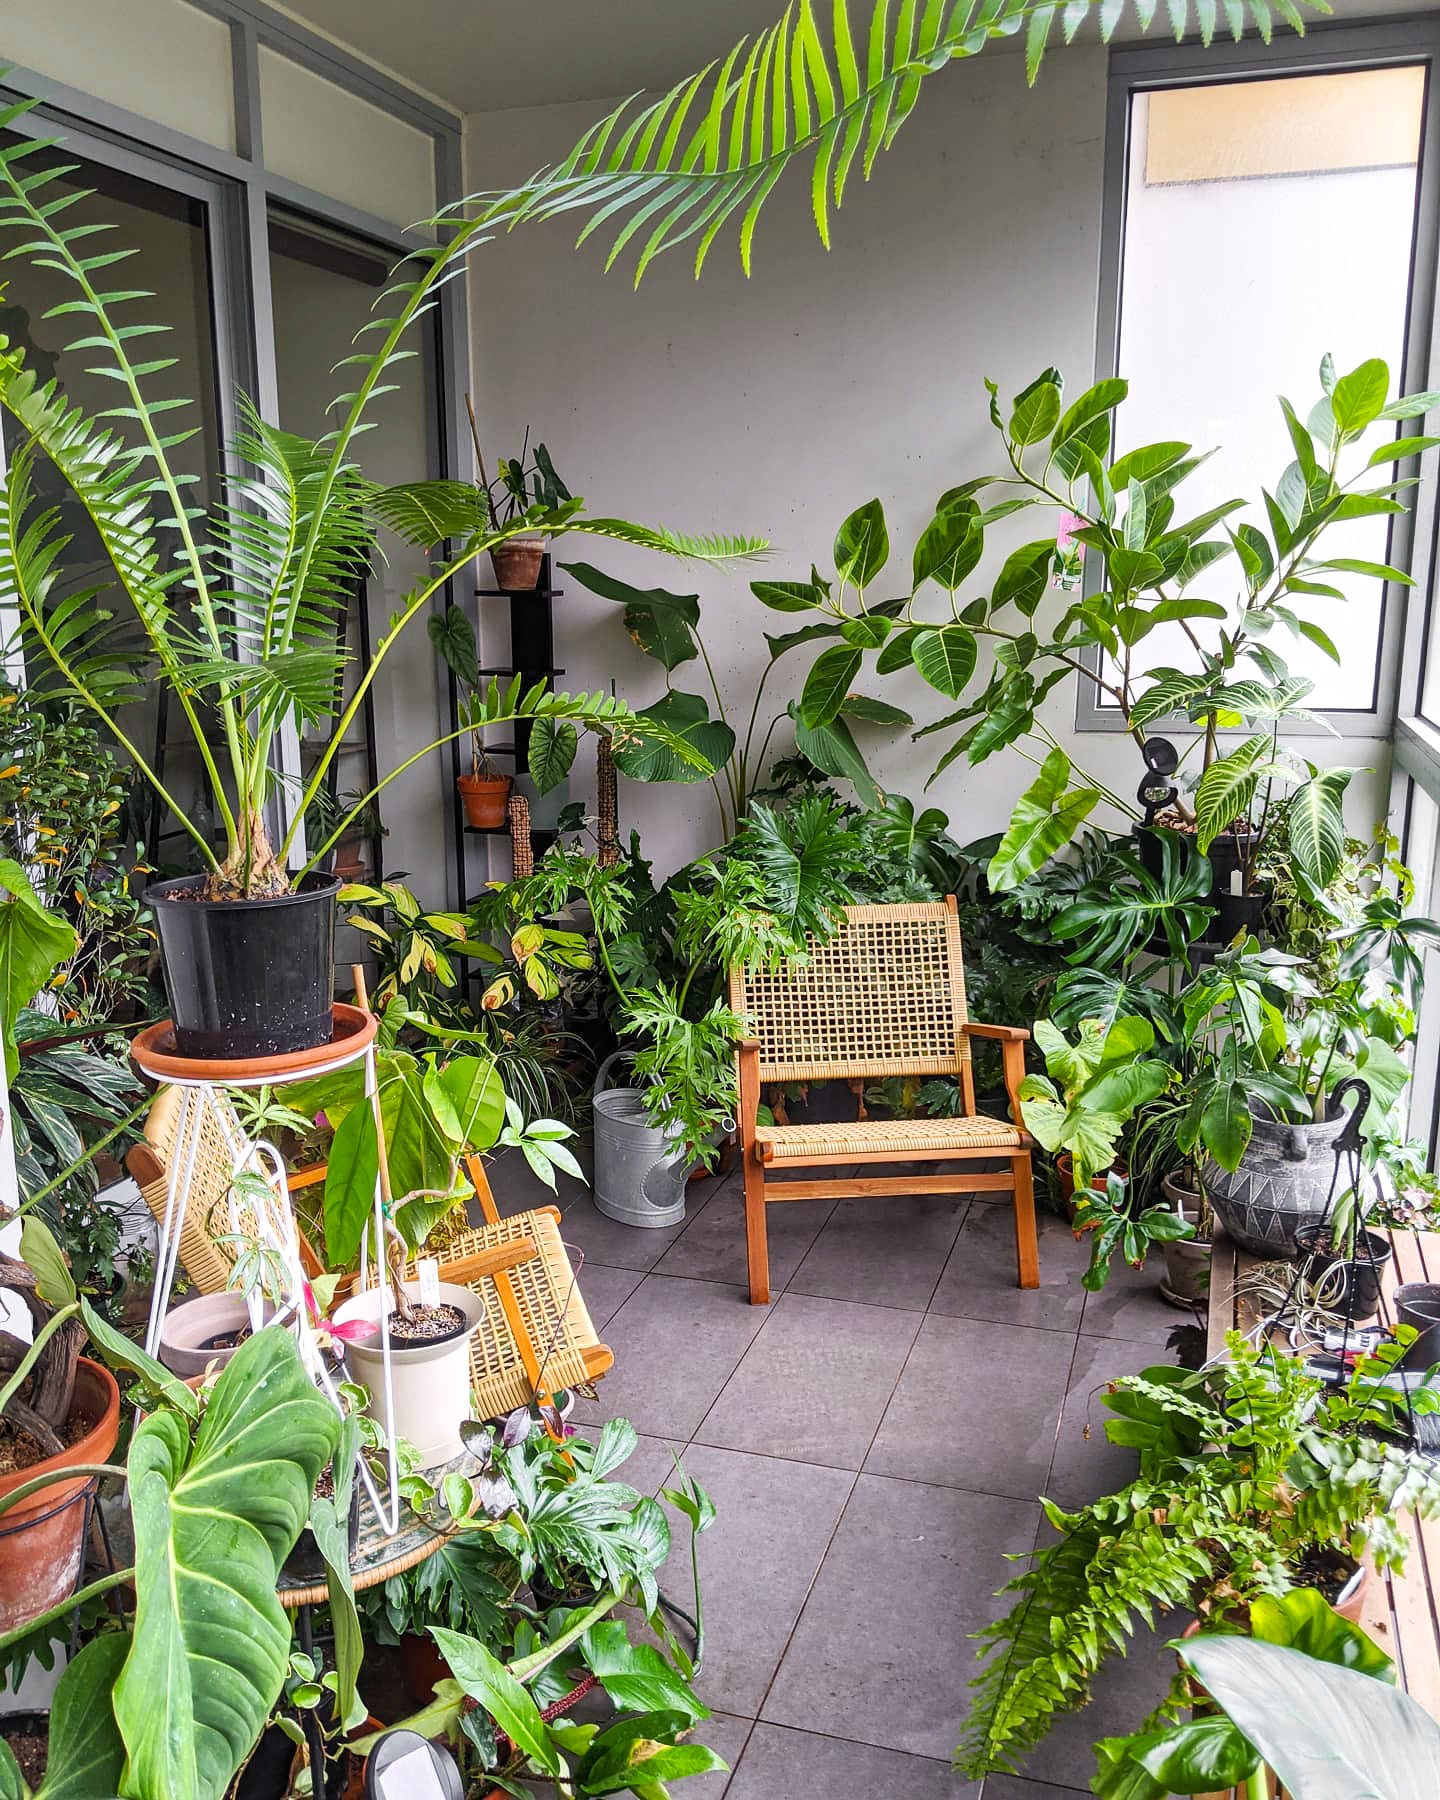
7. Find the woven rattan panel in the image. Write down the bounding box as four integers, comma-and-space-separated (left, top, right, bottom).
729, 902, 970, 1081
138, 1086, 238, 1295
396, 1212, 600, 1420
756, 1114, 1021, 1160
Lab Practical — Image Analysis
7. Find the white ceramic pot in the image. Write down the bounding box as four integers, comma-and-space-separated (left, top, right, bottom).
334, 1279, 485, 1467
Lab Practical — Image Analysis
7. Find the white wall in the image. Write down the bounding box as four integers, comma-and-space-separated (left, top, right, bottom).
464, 46, 1391, 878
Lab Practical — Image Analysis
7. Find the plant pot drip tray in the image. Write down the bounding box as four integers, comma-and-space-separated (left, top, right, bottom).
132, 1001, 377, 1084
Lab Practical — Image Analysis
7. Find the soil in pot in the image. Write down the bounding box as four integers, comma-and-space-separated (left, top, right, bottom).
490, 538, 544, 591
148, 868, 340, 1059
0, 1359, 121, 1635
457, 773, 512, 830
1, 1714, 48, 1788
388, 1302, 467, 1344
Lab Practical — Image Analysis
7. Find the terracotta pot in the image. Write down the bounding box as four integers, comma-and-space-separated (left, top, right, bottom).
158, 1293, 256, 1379
490, 538, 545, 591
0, 1359, 120, 1634
457, 772, 512, 830
399, 1630, 450, 1704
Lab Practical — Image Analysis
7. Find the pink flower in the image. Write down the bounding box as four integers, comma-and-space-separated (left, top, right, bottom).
314, 1109, 331, 1132
1056, 511, 1085, 553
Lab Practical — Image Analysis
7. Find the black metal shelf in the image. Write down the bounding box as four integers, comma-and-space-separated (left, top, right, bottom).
474, 585, 563, 601
476, 666, 564, 678
464, 824, 558, 840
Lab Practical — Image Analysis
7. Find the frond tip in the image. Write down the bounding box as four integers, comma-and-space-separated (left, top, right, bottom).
452, 0, 1329, 284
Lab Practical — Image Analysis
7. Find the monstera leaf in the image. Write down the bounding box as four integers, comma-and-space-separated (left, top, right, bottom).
112, 1329, 340, 1800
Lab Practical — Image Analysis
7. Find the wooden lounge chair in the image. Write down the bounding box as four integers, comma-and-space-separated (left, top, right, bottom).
130, 1090, 613, 1419
730, 896, 1039, 1305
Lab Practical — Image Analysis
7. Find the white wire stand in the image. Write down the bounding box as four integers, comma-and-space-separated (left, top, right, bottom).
130, 1002, 401, 1535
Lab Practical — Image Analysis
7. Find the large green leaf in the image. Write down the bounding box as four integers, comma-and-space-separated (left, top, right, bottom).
29, 1633, 128, 1799
799, 643, 863, 727
789, 702, 880, 808
432, 1054, 505, 1153
432, 1629, 561, 1776
912, 625, 979, 700
528, 714, 579, 794
1010, 370, 1062, 446
324, 1098, 380, 1267
560, 560, 699, 671
1330, 358, 1391, 438
581, 1620, 707, 1720
988, 749, 1101, 891
114, 1330, 339, 1800
577, 1713, 727, 1795
912, 503, 982, 591
833, 498, 888, 589
611, 690, 734, 785
1287, 767, 1354, 889
1180, 1636, 1440, 1800
0, 859, 76, 1081
1194, 734, 1270, 851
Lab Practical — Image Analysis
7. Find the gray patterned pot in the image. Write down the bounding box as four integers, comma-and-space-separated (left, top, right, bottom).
1202, 1107, 1351, 1259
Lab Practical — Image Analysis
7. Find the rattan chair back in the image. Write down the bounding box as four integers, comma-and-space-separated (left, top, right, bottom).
728, 900, 970, 1083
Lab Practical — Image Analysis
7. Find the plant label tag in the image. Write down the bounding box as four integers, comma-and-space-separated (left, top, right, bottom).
417, 1257, 440, 1306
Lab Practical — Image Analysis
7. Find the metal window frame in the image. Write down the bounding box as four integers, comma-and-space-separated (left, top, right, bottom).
0, 0, 470, 888
1081, 15, 1440, 741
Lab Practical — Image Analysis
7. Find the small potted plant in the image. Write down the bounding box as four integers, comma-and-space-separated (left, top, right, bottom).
466, 399, 569, 592
1017, 1014, 1170, 1212
1070, 1168, 1195, 1295
458, 744, 514, 832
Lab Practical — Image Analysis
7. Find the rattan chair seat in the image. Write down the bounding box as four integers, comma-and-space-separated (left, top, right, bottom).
755, 1113, 1023, 1160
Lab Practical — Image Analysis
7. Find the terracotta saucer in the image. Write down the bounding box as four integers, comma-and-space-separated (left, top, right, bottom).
132, 1002, 377, 1084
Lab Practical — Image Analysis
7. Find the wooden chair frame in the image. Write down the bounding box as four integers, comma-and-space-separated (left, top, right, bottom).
731, 896, 1039, 1305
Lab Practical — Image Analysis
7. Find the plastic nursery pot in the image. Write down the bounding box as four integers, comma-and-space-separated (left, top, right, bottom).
333, 1280, 486, 1468
147, 869, 341, 1059
157, 1292, 259, 1379
1394, 1282, 1440, 1370
1294, 1224, 1393, 1324
489, 536, 545, 591
456, 771, 513, 830
0, 1358, 120, 1635
1211, 887, 1269, 945
1157, 1172, 1212, 1309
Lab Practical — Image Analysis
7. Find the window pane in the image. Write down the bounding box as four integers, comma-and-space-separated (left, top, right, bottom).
0, 139, 226, 868
268, 210, 445, 902
1112, 66, 1425, 711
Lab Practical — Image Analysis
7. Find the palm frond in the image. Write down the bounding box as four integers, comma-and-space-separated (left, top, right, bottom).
575, 520, 769, 562
462, 0, 1328, 284
367, 479, 491, 548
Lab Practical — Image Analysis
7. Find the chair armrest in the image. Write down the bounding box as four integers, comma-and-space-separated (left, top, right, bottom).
963, 1021, 1030, 1043
439, 1236, 538, 1286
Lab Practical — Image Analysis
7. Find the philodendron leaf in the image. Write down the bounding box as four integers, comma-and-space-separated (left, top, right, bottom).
1180, 1635, 1440, 1800
29, 1632, 128, 1799
1194, 734, 1269, 851
115, 1329, 340, 1800
431, 1629, 561, 1776
0, 858, 76, 1082
560, 560, 699, 671
611, 690, 735, 785
581, 1620, 707, 1722
988, 748, 1102, 891
578, 1712, 728, 1796
323, 1098, 380, 1267
528, 714, 578, 794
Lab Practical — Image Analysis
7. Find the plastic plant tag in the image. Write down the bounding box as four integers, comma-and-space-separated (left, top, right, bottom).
417, 1256, 441, 1306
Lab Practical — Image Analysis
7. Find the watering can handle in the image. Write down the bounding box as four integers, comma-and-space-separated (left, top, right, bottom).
594, 1049, 636, 1099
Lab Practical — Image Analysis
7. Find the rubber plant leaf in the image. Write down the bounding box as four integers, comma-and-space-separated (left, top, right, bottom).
114, 1329, 340, 1800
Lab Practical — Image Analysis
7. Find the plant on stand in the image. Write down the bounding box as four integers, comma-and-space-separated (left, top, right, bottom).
464, 401, 570, 593
0, 112, 758, 1061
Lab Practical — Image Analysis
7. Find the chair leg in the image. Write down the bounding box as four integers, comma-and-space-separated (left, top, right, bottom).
743, 1153, 772, 1305
1012, 1152, 1040, 1289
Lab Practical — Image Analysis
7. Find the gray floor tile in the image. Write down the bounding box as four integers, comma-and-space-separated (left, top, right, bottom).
1045, 1333, 1167, 1513
789, 1193, 970, 1311
577, 1262, 644, 1332
654, 1177, 834, 1292
1080, 1255, 1186, 1344
655, 1444, 854, 1718
762, 1474, 1039, 1761
931, 1201, 1090, 1332
727, 1722, 979, 1798
696, 1292, 921, 1470
554, 1194, 693, 1273
576, 1274, 767, 1439
866, 1315, 1074, 1498
983, 1776, 1089, 1799
687, 1711, 753, 1798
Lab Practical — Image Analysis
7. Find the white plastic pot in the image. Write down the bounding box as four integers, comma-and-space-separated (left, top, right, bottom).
333, 1279, 485, 1467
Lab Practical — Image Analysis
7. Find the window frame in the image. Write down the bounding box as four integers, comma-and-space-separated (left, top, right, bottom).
1081, 16, 1440, 740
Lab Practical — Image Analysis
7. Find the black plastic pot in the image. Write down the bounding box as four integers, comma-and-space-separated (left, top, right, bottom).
1212, 889, 1268, 944
1295, 1224, 1393, 1322
148, 871, 340, 1058
1394, 1283, 1440, 1370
